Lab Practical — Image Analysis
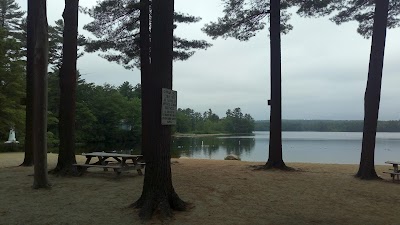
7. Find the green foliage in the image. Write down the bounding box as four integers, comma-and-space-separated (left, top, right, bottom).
292, 0, 400, 38
224, 108, 255, 133
46, 75, 143, 146
0, 27, 25, 142
202, 0, 294, 40
0, 0, 25, 34
203, 0, 400, 40
48, 19, 86, 69
82, 0, 211, 69
175, 107, 254, 134
118, 81, 141, 99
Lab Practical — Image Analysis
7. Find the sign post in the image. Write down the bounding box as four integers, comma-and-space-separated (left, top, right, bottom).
161, 88, 177, 125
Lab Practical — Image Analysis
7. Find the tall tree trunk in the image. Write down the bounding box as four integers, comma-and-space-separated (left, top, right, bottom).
140, 0, 150, 157
32, 0, 50, 189
265, 0, 288, 170
21, 0, 34, 167
356, 0, 389, 180
132, 0, 186, 220
51, 0, 79, 175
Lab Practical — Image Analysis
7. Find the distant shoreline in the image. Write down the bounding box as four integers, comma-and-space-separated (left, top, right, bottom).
172, 133, 229, 138
172, 133, 254, 137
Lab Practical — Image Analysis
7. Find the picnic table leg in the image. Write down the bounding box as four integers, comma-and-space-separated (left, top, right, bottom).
131, 157, 144, 175
78, 156, 93, 175
97, 156, 109, 171
113, 168, 122, 176
84, 156, 92, 164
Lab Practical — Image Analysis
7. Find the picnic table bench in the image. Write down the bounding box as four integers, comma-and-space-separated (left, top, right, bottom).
384, 161, 400, 182
73, 152, 145, 176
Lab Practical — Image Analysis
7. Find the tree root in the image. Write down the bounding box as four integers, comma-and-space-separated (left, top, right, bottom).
20, 162, 33, 167
32, 183, 52, 189
131, 192, 188, 221
49, 165, 80, 176
355, 171, 381, 180
250, 160, 295, 171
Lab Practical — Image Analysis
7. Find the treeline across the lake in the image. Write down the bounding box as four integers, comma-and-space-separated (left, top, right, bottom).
175, 108, 255, 134
255, 120, 400, 132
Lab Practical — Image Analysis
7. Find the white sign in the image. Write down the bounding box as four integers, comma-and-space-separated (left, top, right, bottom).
161, 88, 177, 125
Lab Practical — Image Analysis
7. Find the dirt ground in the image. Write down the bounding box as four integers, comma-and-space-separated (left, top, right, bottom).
1, 152, 400, 225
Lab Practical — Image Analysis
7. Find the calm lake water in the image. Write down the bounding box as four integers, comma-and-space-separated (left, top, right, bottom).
172, 131, 400, 165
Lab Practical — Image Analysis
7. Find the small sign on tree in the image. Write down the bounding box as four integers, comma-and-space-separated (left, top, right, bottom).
161, 88, 177, 125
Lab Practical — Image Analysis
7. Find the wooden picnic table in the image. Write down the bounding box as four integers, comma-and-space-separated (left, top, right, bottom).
73, 152, 145, 176
384, 161, 400, 182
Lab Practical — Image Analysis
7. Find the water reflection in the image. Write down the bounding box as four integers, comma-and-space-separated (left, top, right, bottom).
172, 132, 400, 164
172, 135, 255, 159
47, 131, 400, 164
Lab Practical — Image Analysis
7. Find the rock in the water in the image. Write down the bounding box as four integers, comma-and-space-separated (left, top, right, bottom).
224, 154, 241, 160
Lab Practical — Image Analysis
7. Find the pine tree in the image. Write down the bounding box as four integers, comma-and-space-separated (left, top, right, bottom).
31, 0, 50, 189
83, 0, 211, 70
0, 0, 25, 34
131, 0, 187, 220
0, 27, 25, 141
50, 0, 80, 175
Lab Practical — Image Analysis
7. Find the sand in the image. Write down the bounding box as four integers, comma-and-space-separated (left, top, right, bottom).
1, 152, 400, 225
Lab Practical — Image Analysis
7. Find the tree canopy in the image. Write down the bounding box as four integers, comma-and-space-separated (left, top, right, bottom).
202, 0, 400, 40
0, 0, 25, 35
202, 0, 293, 40
83, 0, 211, 69
294, 0, 400, 38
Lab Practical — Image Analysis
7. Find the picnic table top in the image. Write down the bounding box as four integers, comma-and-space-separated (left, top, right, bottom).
82, 152, 142, 158
385, 161, 400, 165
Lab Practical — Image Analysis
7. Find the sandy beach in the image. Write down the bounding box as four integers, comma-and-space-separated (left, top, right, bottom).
1, 152, 399, 225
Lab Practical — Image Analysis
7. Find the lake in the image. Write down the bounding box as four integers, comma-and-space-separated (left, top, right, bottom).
172, 131, 400, 164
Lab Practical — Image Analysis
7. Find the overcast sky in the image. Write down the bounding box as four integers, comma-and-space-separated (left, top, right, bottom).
16, 0, 400, 121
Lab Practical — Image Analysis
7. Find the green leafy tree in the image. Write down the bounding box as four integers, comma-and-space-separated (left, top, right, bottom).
176, 109, 192, 133
82, 0, 211, 69
0, 28, 25, 142
118, 81, 141, 99
74, 78, 97, 143
47, 19, 85, 70
0, 0, 25, 36
223, 108, 254, 134
0, 0, 31, 165
72, 80, 142, 145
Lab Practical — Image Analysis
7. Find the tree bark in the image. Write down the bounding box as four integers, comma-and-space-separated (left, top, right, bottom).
51, 0, 79, 175
356, 0, 389, 180
132, 0, 186, 220
140, 0, 150, 157
21, 0, 35, 167
265, 0, 289, 170
32, 0, 50, 189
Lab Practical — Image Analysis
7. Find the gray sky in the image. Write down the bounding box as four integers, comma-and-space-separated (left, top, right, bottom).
16, 0, 400, 120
